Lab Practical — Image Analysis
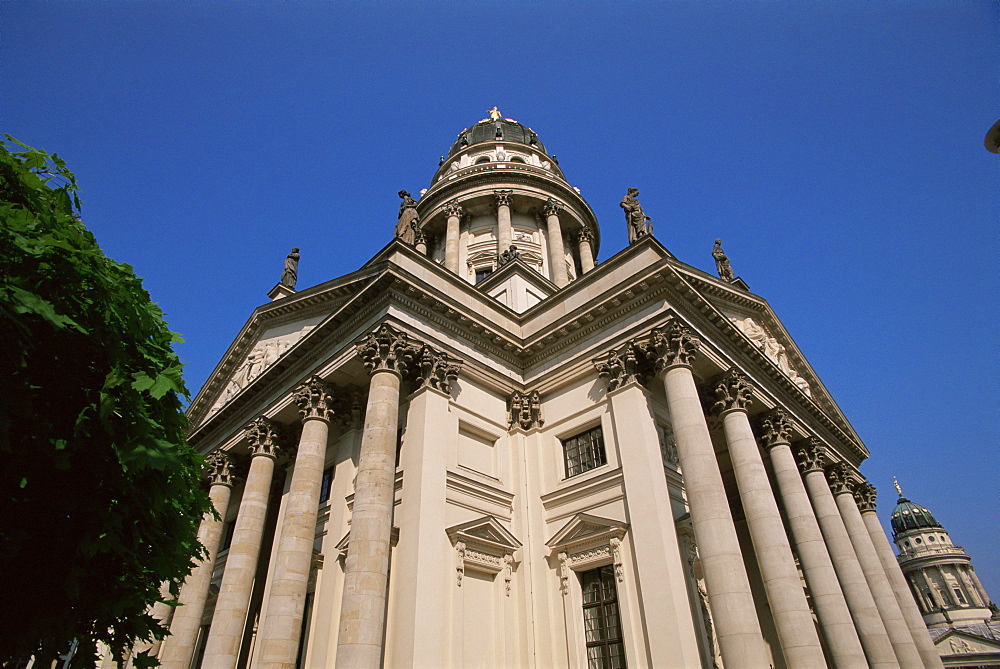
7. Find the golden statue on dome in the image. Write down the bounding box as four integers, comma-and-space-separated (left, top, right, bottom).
487, 106, 502, 120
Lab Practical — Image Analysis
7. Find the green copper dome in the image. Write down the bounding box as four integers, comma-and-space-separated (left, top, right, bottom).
890, 496, 943, 538
447, 117, 546, 158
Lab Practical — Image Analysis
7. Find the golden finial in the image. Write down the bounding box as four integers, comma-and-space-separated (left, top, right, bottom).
487, 106, 502, 121
893, 477, 903, 497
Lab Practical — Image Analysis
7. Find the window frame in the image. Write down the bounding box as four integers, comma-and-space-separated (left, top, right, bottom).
579, 565, 627, 669
562, 425, 607, 478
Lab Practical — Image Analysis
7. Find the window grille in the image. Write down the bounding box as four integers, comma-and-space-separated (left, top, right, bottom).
580, 565, 627, 669
563, 426, 606, 478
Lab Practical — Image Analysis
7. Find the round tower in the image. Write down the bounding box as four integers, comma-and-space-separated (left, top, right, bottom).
889, 479, 995, 628
410, 108, 601, 288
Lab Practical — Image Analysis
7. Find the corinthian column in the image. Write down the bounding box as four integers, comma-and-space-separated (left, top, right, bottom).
336, 324, 411, 669
443, 200, 463, 274
203, 417, 284, 669
544, 198, 568, 287
712, 372, 827, 667
577, 225, 595, 274
159, 451, 235, 669
494, 189, 513, 255
855, 484, 944, 669
650, 322, 770, 668
256, 377, 335, 668
829, 465, 923, 669
760, 411, 867, 669
797, 441, 899, 669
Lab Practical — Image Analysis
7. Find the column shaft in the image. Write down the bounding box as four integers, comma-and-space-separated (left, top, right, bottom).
579, 235, 595, 274
203, 453, 277, 669
496, 198, 512, 254
804, 469, 899, 668
159, 481, 232, 669
444, 212, 460, 274
834, 490, 923, 669
608, 384, 703, 667
720, 409, 827, 667
256, 416, 331, 668
860, 509, 944, 668
336, 370, 401, 669
767, 442, 867, 668
660, 367, 769, 668
387, 386, 451, 667
545, 212, 568, 287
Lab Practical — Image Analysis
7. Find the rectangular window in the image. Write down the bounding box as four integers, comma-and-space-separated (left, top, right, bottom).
580, 565, 627, 669
954, 588, 967, 604
319, 466, 334, 504
563, 426, 607, 478
475, 267, 493, 283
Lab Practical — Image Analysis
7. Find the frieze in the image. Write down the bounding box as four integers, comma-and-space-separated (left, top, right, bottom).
730, 316, 811, 396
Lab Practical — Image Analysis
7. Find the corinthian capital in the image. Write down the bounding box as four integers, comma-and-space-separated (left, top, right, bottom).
493, 189, 512, 208
508, 390, 544, 430
826, 462, 856, 496
711, 369, 753, 414
543, 197, 562, 217
577, 225, 594, 243
760, 409, 793, 448
594, 339, 652, 391
650, 320, 701, 371
854, 481, 878, 512
443, 200, 464, 219
413, 344, 462, 394
357, 323, 414, 378
795, 437, 826, 474
294, 375, 336, 421
246, 416, 284, 459
206, 450, 236, 487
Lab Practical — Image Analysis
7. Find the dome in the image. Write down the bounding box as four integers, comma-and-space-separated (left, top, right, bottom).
447, 117, 546, 158
890, 496, 943, 537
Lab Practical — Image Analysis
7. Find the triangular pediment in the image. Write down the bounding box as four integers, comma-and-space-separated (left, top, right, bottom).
934, 628, 1000, 654
446, 515, 521, 552
546, 513, 628, 550
478, 257, 555, 313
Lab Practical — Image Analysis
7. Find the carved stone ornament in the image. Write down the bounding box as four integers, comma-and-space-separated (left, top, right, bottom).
497, 245, 520, 267
543, 197, 562, 217
546, 514, 629, 595
577, 225, 594, 243
651, 320, 701, 370
854, 481, 878, 513
594, 339, 653, 391
357, 323, 414, 378
760, 409, 793, 448
246, 416, 284, 459
206, 450, 236, 487
826, 462, 857, 496
413, 344, 462, 395
294, 375, 336, 421
795, 437, 826, 474
443, 200, 464, 219
508, 390, 544, 430
730, 316, 811, 396
446, 516, 521, 595
493, 189, 512, 208
711, 368, 754, 415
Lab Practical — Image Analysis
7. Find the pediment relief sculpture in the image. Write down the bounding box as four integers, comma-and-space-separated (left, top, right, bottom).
210, 326, 315, 414
730, 316, 811, 396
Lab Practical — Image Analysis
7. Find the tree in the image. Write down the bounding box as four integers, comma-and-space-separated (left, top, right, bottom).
0, 136, 212, 667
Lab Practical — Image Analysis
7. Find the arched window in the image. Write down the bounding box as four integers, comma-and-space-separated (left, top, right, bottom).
509, 156, 526, 164
475, 156, 491, 164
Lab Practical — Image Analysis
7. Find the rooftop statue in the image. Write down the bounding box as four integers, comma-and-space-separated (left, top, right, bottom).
395, 190, 419, 245
280, 247, 300, 289
712, 239, 735, 282
620, 187, 652, 243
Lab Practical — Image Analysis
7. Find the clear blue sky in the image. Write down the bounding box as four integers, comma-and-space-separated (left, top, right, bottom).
5, 2, 997, 595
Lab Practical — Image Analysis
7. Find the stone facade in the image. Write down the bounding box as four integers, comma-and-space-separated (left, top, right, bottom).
128, 114, 948, 668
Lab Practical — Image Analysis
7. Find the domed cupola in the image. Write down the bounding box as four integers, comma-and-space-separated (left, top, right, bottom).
408, 108, 601, 298
890, 495, 943, 538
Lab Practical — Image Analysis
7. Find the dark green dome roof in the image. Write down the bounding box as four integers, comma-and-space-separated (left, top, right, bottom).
448, 118, 546, 157
890, 496, 943, 537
